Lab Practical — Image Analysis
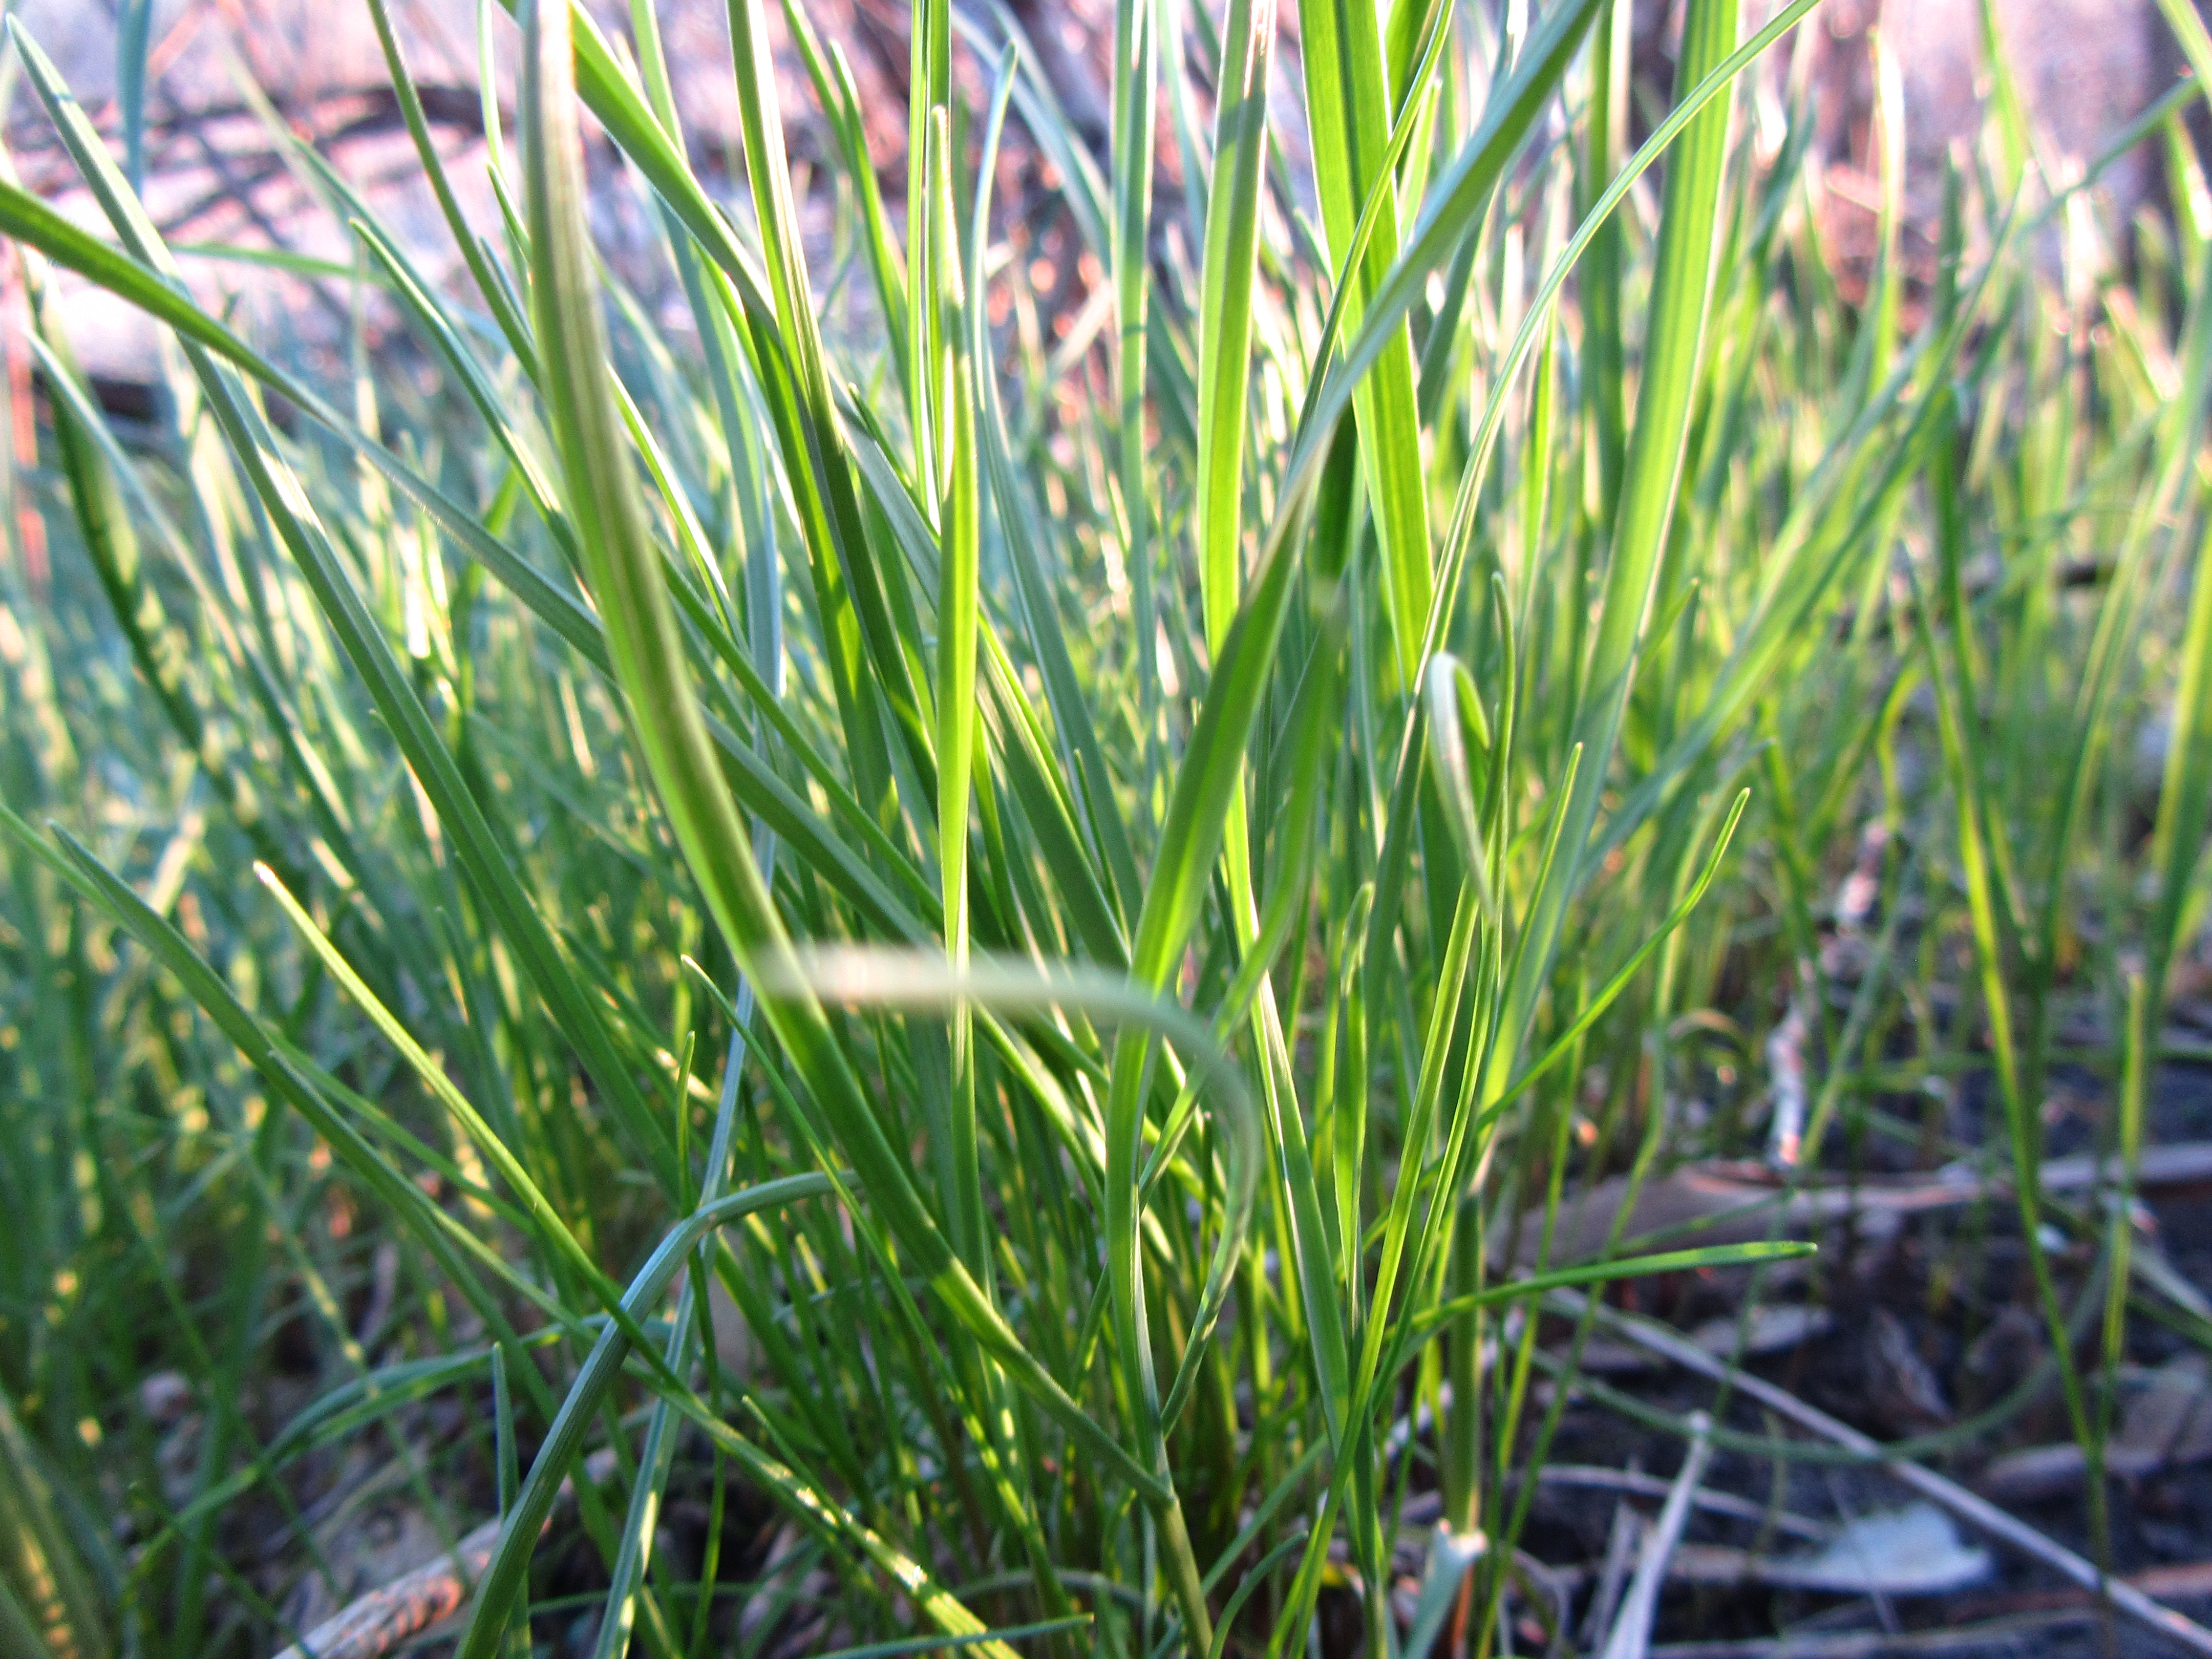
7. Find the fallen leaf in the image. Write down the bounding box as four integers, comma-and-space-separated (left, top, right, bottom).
1669, 1504, 1991, 1596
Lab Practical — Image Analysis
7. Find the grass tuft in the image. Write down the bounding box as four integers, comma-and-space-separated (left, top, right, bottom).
4, 1, 2212, 1654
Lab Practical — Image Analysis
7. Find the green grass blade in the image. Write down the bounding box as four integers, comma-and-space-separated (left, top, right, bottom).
1482, 0, 1741, 1093
1298, 0, 1431, 686
509, 0, 1153, 1513
1192, 0, 1275, 651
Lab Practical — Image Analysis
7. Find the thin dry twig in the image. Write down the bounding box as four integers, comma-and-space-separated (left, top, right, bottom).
1521, 1140, 2212, 1267
1647, 1610, 2102, 1658
1598, 1412, 1713, 1659
268, 1448, 614, 1659
1764, 981, 1812, 1169
1555, 1290, 2212, 1658
1581, 1499, 1642, 1653
270, 1513, 502, 1659
1532, 1463, 1830, 1540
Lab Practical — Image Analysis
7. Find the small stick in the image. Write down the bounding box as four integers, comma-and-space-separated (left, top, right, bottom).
1534, 1463, 1828, 1540
1518, 1139, 2212, 1269
1580, 1501, 1641, 1653
1648, 1610, 2101, 1658
269, 1447, 614, 1659
1555, 1290, 2212, 1659
1598, 1412, 1713, 1659
269, 1514, 504, 1659
1763, 986, 1810, 1169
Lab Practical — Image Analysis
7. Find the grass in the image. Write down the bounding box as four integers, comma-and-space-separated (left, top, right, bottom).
3, 0, 2212, 1654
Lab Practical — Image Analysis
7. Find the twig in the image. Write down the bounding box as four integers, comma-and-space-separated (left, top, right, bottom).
1598, 1413, 1713, 1659
1530, 1464, 1829, 1540
2138, 1563, 2212, 1603
1580, 1500, 1641, 1653
1519, 1140, 2212, 1267
1765, 979, 1811, 1169
270, 1514, 503, 1659
1554, 1290, 2212, 1658
268, 1448, 614, 1659
1647, 1611, 2101, 1658
1652, 1543, 2212, 1601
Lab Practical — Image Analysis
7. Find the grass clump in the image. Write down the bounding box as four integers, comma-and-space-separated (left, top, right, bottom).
3, 0, 2212, 1655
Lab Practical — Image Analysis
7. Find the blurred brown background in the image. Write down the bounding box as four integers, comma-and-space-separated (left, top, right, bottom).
5, 0, 2204, 392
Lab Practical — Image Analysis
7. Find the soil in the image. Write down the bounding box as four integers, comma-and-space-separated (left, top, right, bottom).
1503, 1059, 2212, 1656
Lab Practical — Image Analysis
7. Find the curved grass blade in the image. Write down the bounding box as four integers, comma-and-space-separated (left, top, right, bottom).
8, 18, 678, 1184
509, 0, 1155, 1517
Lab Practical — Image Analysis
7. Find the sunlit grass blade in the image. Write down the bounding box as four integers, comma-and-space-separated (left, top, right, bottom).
509, 0, 1154, 1522
1296, 0, 1431, 687
0, 1381, 108, 1659
9, 0, 2211, 1647
1481, 0, 1741, 1094
9, 16, 678, 1181
1193, 0, 1275, 652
